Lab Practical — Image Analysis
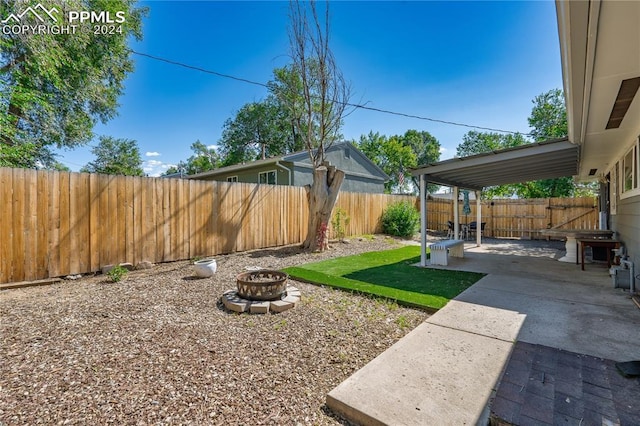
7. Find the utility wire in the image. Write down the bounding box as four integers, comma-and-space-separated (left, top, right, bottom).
129, 49, 529, 136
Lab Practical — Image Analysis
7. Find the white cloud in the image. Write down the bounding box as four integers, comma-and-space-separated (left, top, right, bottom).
207, 145, 217, 150
439, 146, 447, 153
145, 151, 161, 157
142, 159, 173, 177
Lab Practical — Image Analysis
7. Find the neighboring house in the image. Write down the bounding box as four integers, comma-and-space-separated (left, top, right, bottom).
557, 0, 640, 269
186, 142, 389, 194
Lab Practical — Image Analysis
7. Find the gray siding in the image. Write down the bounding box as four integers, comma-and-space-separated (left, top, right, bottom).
296, 147, 381, 177
196, 163, 291, 186
611, 194, 640, 267
292, 165, 385, 193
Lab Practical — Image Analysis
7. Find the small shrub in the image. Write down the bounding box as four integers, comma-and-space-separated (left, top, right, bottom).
395, 315, 409, 329
381, 201, 420, 237
107, 265, 128, 283
331, 208, 351, 242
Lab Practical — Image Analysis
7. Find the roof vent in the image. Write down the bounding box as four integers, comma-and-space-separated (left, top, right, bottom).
588, 168, 598, 176
606, 77, 640, 129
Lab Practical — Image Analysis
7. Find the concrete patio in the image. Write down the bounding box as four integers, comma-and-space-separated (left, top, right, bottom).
326, 239, 640, 425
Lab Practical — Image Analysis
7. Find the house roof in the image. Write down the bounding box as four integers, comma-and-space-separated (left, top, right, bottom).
557, 0, 640, 180
187, 141, 389, 181
410, 138, 578, 191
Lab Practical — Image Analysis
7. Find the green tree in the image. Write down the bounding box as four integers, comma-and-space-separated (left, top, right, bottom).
455, 131, 529, 198
218, 96, 302, 166
81, 136, 143, 176
523, 88, 586, 198
400, 130, 441, 193
528, 88, 567, 141
401, 130, 441, 166
456, 131, 527, 158
356, 130, 440, 194
356, 131, 416, 193
164, 140, 221, 176
455, 89, 591, 198
0, 0, 146, 167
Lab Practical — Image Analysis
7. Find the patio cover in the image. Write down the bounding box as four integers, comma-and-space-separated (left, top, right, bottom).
410, 138, 579, 266
410, 138, 578, 191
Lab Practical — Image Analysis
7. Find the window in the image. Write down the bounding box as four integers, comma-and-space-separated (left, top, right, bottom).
227, 176, 238, 182
621, 140, 639, 197
258, 170, 276, 185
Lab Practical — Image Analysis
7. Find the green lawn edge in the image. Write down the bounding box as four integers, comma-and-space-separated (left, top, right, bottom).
283, 246, 484, 311
284, 266, 443, 311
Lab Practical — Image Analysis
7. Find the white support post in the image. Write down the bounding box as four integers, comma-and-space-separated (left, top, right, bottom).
453, 186, 460, 239
420, 174, 427, 267
475, 190, 482, 246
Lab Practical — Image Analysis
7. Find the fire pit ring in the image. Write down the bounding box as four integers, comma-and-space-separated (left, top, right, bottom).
236, 269, 288, 301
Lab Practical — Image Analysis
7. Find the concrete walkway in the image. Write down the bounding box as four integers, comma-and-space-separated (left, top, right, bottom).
326, 239, 640, 425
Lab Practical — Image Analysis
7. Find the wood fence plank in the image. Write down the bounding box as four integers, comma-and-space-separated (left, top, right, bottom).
68, 173, 80, 274
35, 171, 49, 278
89, 173, 100, 271
143, 177, 156, 262
188, 180, 197, 258
58, 171, 71, 276
97, 174, 109, 267
178, 179, 187, 259
124, 176, 135, 266
76, 173, 91, 274
154, 179, 164, 260
163, 179, 172, 261
12, 169, 26, 281
0, 169, 14, 283
47, 170, 60, 278
23, 170, 37, 280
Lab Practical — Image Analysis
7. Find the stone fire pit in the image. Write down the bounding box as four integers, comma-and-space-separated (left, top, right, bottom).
236, 269, 288, 300
221, 269, 300, 314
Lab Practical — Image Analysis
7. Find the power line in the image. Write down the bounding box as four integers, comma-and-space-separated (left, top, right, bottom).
129, 50, 529, 136
130, 50, 268, 88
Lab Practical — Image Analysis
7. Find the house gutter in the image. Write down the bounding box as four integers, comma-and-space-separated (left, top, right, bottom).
579, 0, 600, 146
275, 161, 292, 186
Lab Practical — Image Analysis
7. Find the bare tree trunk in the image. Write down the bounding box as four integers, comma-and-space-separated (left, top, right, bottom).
280, 1, 352, 252
302, 163, 345, 251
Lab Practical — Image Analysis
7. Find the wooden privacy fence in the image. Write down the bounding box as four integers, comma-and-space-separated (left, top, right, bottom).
0, 167, 598, 284
427, 195, 599, 239
0, 168, 415, 284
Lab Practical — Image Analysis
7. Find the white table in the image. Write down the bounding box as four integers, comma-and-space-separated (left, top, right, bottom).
539, 229, 615, 263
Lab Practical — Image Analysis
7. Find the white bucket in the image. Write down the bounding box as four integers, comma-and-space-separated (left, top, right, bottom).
194, 259, 217, 277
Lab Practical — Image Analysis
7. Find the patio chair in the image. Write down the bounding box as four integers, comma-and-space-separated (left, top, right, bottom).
468, 221, 486, 240
447, 220, 454, 239
447, 220, 468, 240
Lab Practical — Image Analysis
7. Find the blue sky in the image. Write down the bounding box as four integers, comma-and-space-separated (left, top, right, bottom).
56, 1, 563, 176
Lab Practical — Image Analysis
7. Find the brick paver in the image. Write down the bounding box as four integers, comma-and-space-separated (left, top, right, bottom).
490, 342, 640, 425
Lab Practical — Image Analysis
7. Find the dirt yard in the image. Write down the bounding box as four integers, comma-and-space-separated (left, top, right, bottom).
0, 236, 429, 425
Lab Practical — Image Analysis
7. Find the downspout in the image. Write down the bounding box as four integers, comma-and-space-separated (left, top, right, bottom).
275, 161, 292, 186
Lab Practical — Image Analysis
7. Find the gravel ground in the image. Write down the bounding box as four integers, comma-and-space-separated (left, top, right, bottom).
0, 236, 429, 425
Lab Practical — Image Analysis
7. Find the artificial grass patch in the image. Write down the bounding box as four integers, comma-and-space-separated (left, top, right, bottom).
283, 246, 484, 310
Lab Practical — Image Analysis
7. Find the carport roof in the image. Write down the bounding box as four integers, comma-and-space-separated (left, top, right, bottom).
410, 138, 579, 191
